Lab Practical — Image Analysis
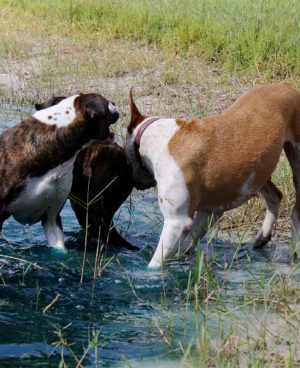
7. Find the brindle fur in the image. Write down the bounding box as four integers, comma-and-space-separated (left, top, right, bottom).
35, 96, 137, 250
0, 93, 118, 241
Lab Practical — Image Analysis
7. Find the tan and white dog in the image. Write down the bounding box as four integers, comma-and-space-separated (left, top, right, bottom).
125, 82, 300, 267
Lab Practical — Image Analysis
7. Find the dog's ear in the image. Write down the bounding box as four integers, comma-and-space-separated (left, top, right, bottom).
84, 99, 105, 120
35, 103, 43, 111
128, 88, 145, 132
85, 103, 94, 119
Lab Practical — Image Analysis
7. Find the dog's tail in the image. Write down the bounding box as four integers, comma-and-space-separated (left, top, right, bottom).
128, 88, 144, 132
129, 87, 141, 117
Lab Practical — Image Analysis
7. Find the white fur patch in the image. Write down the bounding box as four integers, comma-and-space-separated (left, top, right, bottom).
138, 119, 188, 210
8, 157, 75, 226
33, 95, 79, 127
126, 118, 193, 267
261, 210, 276, 237
130, 118, 181, 175
108, 102, 118, 114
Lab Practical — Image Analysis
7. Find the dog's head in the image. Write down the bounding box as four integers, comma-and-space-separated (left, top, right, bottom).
34, 93, 119, 142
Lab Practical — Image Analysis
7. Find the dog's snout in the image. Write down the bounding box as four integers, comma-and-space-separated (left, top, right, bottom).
108, 101, 119, 114
108, 101, 120, 124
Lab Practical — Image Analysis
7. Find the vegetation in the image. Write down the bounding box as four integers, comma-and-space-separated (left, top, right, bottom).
1, 0, 299, 79
0, 0, 300, 367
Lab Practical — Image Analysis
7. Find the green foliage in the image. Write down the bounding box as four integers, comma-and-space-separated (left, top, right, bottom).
0, 0, 299, 78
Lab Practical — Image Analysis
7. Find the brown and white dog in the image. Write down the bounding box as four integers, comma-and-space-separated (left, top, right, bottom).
0, 93, 119, 251
125, 82, 300, 267
35, 97, 137, 250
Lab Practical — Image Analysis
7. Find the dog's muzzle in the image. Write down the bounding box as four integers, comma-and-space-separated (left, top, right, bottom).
108, 102, 120, 124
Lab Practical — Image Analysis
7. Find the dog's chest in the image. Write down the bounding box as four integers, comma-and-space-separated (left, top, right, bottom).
8, 157, 75, 225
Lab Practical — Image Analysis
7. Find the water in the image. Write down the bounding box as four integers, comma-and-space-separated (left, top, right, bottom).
0, 106, 299, 367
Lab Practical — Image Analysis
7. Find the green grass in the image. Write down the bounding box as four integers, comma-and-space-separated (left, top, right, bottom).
0, 0, 299, 80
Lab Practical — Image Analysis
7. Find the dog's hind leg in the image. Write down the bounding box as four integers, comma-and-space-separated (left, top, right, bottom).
284, 142, 300, 246
253, 180, 282, 248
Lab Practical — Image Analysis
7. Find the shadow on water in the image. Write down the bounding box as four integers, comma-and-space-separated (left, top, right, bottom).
0, 105, 299, 367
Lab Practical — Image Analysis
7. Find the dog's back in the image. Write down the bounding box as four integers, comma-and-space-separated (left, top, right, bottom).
168, 82, 300, 214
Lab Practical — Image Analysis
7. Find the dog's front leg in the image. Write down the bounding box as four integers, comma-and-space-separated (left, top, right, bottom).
148, 210, 223, 267
42, 212, 66, 251
148, 216, 193, 268
148, 162, 195, 267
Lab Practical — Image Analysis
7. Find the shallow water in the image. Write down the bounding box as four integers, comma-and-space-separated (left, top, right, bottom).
0, 106, 299, 367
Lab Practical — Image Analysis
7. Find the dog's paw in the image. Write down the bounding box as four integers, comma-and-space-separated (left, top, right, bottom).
148, 258, 162, 268
49, 245, 68, 254
253, 232, 271, 249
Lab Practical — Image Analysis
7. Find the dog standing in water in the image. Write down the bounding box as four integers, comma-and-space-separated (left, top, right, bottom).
70, 143, 136, 250
35, 97, 137, 250
125, 82, 300, 267
0, 93, 119, 250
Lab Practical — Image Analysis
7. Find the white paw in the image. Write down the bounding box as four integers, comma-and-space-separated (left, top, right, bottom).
148, 258, 162, 268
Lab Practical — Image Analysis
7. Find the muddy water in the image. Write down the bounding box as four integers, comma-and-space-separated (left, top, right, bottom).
0, 106, 299, 367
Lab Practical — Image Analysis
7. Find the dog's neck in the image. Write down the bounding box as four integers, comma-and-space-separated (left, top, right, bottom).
133, 117, 160, 168
126, 118, 160, 190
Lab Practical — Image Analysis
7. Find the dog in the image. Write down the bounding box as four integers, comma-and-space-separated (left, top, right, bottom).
35, 97, 137, 250
125, 82, 300, 267
0, 93, 119, 251
71, 143, 137, 250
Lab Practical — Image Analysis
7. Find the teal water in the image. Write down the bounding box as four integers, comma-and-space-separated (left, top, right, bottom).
0, 106, 299, 367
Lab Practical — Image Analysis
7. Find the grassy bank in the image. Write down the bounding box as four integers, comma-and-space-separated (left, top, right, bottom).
0, 0, 299, 80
